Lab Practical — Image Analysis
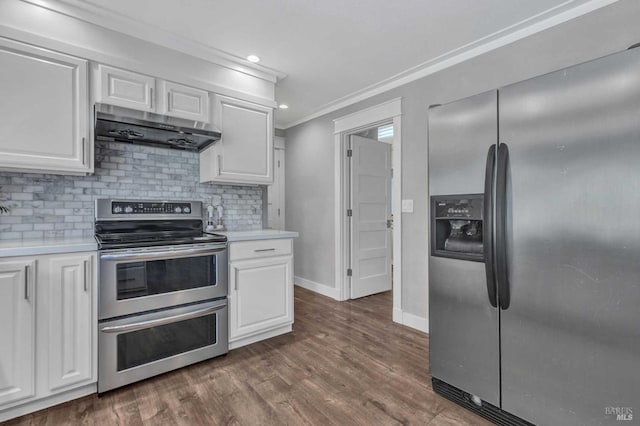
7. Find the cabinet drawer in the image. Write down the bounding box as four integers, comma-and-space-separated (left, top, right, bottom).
229, 239, 292, 261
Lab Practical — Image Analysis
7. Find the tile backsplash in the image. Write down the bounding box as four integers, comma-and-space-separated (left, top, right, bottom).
0, 141, 263, 240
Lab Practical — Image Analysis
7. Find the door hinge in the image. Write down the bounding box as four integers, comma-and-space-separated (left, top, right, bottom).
347, 209, 352, 217
347, 268, 352, 277
347, 149, 353, 157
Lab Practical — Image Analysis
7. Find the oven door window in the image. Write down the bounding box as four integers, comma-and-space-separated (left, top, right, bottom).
116, 255, 216, 300
117, 312, 217, 371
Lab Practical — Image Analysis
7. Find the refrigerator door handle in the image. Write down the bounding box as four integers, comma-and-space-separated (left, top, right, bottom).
496, 143, 510, 309
483, 144, 498, 307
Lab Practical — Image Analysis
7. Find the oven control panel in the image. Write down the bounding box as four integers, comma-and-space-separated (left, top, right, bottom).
111, 201, 192, 215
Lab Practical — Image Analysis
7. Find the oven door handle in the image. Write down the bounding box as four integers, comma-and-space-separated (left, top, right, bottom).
100, 304, 226, 334
100, 246, 226, 262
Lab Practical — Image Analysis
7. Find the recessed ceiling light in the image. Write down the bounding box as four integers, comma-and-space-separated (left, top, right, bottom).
279, 104, 289, 109
247, 55, 260, 63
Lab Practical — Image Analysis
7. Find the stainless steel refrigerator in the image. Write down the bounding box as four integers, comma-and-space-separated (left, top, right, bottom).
428, 46, 640, 426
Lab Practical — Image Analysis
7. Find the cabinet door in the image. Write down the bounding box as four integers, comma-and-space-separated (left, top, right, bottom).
229, 255, 293, 341
158, 80, 210, 122
44, 253, 94, 392
0, 259, 36, 406
0, 38, 89, 174
97, 64, 155, 112
202, 95, 273, 185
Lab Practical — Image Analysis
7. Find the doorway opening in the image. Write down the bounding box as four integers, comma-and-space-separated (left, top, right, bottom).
333, 98, 402, 323
347, 125, 393, 299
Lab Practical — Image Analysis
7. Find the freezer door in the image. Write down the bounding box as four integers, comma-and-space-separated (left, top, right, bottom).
499, 48, 640, 425
428, 91, 500, 405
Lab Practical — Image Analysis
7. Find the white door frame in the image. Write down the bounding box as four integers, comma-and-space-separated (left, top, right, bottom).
333, 98, 402, 322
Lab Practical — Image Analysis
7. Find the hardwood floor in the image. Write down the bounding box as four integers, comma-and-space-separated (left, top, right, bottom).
6, 287, 492, 426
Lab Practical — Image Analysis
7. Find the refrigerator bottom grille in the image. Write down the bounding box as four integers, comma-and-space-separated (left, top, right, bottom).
432, 378, 533, 426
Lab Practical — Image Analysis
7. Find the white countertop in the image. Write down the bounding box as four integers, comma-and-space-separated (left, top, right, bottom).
0, 230, 297, 257
217, 229, 299, 242
0, 237, 98, 258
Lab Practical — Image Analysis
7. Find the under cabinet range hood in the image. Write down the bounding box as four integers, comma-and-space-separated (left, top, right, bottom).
94, 103, 221, 151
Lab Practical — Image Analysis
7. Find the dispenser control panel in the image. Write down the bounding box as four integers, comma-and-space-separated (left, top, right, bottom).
434, 197, 483, 219
431, 194, 484, 262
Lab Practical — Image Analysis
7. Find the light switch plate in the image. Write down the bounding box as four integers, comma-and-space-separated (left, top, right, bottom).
401, 199, 414, 213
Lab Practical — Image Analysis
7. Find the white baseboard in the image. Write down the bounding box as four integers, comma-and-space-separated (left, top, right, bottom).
294, 276, 340, 300
393, 307, 403, 323
0, 383, 96, 422
295, 278, 428, 333
393, 307, 429, 334
229, 324, 292, 350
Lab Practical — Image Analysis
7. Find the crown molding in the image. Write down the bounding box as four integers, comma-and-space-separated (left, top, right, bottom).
281, 0, 618, 129
20, 0, 287, 83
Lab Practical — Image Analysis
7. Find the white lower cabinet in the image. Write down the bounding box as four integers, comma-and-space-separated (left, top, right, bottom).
0, 259, 36, 406
0, 252, 96, 421
228, 239, 293, 348
42, 254, 95, 393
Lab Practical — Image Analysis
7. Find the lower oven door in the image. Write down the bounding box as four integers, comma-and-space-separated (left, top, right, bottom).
99, 243, 228, 319
98, 299, 228, 393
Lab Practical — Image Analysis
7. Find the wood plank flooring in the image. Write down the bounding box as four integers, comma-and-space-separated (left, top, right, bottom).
6, 287, 492, 425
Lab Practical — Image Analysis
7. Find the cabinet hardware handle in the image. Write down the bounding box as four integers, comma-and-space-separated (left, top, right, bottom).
254, 248, 276, 252
82, 137, 86, 164
150, 87, 154, 106
24, 265, 29, 300
101, 304, 226, 333
168, 92, 171, 109
100, 245, 224, 261
217, 155, 222, 176
83, 260, 89, 292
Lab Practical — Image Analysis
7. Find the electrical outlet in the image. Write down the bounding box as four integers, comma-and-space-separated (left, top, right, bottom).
401, 199, 414, 213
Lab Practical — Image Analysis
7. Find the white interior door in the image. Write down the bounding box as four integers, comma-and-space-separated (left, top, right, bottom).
350, 135, 392, 299
267, 148, 285, 229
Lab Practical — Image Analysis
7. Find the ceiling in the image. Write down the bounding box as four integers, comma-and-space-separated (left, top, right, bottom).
49, 0, 613, 128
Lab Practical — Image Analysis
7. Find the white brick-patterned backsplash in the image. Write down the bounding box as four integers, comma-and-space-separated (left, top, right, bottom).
0, 141, 263, 240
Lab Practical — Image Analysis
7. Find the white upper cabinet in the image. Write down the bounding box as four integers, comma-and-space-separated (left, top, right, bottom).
96, 64, 155, 111
200, 94, 273, 185
96, 65, 210, 122
0, 38, 90, 175
157, 80, 210, 122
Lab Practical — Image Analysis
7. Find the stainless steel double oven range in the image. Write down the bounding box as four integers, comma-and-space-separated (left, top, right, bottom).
95, 199, 228, 393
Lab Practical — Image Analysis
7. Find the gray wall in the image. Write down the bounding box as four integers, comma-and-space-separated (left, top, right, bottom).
286, 120, 336, 285
285, 0, 640, 320
0, 141, 263, 240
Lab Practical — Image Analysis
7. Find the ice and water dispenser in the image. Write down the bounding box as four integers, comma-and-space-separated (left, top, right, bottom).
430, 194, 484, 262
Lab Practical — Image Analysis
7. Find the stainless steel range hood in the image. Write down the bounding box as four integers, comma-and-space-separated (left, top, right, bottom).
94, 103, 221, 151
